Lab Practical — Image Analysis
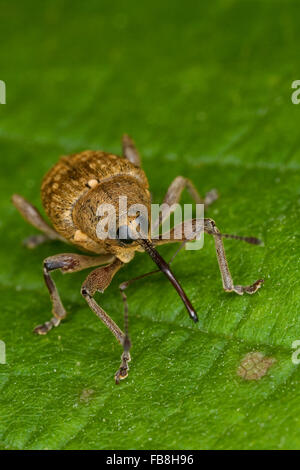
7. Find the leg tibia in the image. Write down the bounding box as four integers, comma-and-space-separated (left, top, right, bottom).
12, 194, 66, 244
154, 217, 264, 296
81, 259, 130, 384
34, 253, 115, 335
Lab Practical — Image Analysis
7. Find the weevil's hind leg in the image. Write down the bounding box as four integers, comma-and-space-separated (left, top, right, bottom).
34, 253, 115, 334
80, 258, 131, 384
12, 194, 67, 247
203, 218, 264, 295
122, 134, 141, 167
152, 176, 218, 232
23, 234, 54, 249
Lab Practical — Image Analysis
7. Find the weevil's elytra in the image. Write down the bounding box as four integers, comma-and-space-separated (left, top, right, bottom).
12, 134, 264, 384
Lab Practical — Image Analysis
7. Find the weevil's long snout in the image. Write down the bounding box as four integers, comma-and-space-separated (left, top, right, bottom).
140, 239, 198, 323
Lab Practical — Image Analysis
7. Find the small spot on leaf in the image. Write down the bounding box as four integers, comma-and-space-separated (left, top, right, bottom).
237, 352, 276, 381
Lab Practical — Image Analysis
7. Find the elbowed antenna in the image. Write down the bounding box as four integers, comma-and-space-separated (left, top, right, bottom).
139, 239, 198, 323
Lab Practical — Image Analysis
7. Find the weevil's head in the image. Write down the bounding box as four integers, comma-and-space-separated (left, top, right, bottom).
111, 175, 152, 261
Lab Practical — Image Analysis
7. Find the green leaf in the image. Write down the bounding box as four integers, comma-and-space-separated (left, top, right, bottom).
0, 0, 299, 450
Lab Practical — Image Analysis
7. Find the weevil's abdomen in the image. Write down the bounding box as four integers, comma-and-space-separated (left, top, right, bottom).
41, 151, 149, 253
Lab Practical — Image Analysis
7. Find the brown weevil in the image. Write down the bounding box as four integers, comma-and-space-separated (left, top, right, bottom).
12, 135, 264, 383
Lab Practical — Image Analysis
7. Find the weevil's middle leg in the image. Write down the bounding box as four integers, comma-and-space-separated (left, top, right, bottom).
118, 241, 186, 293
34, 253, 115, 334
153, 176, 218, 232
162, 176, 218, 208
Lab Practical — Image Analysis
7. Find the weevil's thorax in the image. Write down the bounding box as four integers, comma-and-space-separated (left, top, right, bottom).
41, 151, 150, 258
72, 175, 151, 262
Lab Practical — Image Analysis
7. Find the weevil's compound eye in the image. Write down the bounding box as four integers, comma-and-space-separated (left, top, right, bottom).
116, 225, 135, 245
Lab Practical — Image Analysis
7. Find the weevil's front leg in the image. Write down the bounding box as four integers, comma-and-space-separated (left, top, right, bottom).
117, 243, 188, 380
118, 270, 159, 382
34, 253, 115, 335
12, 194, 67, 247
153, 176, 218, 232
118, 269, 164, 384
117, 287, 131, 385
203, 218, 264, 295
122, 134, 141, 167
81, 258, 131, 384
154, 218, 263, 295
